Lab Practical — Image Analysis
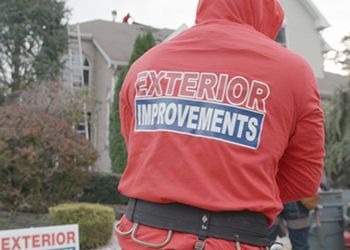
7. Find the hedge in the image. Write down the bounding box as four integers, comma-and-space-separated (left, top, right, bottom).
0, 105, 97, 214
49, 203, 115, 249
80, 172, 128, 205
109, 31, 156, 173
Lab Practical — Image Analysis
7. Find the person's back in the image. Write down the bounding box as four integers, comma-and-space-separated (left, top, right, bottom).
116, 0, 324, 249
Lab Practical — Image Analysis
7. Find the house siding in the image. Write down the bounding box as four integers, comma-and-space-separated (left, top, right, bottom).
279, 0, 325, 78
82, 39, 114, 172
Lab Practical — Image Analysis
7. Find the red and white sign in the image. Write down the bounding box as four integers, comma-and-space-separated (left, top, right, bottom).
0, 224, 79, 250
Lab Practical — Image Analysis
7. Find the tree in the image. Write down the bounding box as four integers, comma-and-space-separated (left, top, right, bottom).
325, 84, 350, 187
18, 80, 97, 125
0, 105, 98, 214
325, 35, 350, 187
338, 36, 350, 73
109, 31, 156, 173
0, 0, 69, 103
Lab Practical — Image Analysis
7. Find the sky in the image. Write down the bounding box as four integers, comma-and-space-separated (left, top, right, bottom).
66, 0, 350, 72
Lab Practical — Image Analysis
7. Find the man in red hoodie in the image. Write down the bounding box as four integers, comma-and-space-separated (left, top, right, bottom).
115, 0, 325, 249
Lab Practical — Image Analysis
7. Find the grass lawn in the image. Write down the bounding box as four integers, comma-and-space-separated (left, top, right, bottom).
0, 210, 48, 230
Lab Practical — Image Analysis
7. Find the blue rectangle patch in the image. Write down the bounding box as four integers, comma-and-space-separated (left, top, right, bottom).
135, 97, 265, 149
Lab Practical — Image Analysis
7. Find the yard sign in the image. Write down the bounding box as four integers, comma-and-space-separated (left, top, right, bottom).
0, 224, 79, 250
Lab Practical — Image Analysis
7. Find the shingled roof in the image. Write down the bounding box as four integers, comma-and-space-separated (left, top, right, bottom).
318, 72, 349, 98
77, 19, 174, 65
74, 20, 346, 100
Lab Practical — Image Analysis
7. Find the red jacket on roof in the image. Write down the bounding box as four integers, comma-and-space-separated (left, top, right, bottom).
118, 0, 325, 224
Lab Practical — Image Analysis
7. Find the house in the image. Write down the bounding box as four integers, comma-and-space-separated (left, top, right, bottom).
65, 0, 347, 172
278, 0, 329, 79
318, 71, 349, 99
277, 0, 347, 99
64, 20, 178, 172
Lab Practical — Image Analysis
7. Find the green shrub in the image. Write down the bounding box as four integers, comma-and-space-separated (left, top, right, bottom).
80, 172, 128, 204
49, 203, 115, 249
109, 31, 156, 173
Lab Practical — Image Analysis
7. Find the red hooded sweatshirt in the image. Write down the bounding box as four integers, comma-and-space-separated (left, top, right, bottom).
118, 0, 325, 224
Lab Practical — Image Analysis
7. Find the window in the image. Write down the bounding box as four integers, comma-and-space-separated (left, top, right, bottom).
275, 27, 287, 47
83, 58, 90, 87
75, 112, 91, 140
62, 52, 91, 87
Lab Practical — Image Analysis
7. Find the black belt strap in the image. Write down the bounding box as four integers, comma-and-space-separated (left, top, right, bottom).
125, 198, 270, 246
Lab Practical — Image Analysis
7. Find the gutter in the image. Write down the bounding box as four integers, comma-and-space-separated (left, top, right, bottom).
298, 0, 330, 31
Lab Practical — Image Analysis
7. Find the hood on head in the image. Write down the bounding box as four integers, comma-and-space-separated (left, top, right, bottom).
195, 0, 285, 39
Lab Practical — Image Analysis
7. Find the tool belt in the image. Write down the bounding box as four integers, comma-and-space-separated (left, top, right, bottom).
124, 198, 271, 247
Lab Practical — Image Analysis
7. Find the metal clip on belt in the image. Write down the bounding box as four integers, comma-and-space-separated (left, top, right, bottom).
270, 242, 284, 250
115, 221, 173, 248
